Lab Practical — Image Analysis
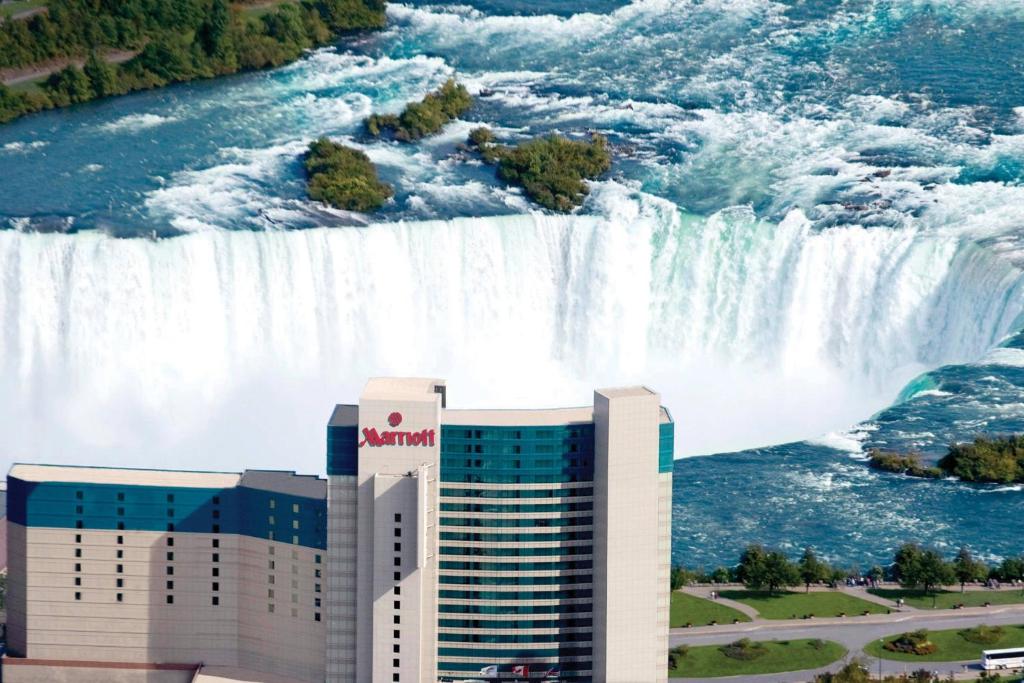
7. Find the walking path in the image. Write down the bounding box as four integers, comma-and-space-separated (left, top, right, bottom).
670, 596, 1024, 682
680, 586, 761, 620
0, 49, 138, 86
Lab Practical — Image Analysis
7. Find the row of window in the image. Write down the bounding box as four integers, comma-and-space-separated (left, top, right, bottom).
438, 617, 593, 629
440, 516, 593, 529
439, 545, 592, 558
440, 487, 593, 499
438, 632, 592, 644
439, 560, 593, 572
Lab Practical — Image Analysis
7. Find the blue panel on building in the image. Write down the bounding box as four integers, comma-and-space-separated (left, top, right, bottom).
326, 425, 358, 475
659, 420, 675, 473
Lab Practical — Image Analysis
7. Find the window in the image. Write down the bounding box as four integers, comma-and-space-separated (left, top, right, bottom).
74, 563, 81, 571
292, 535, 299, 545
268, 575, 275, 585
166, 595, 174, 604
166, 580, 174, 590
268, 604, 275, 613
393, 615, 400, 624
212, 539, 219, 548
212, 553, 219, 562
315, 554, 322, 564
314, 598, 321, 608
394, 586, 401, 595
394, 600, 400, 609
292, 520, 299, 530
314, 583, 321, 593
76, 520, 83, 529
74, 576, 81, 586
292, 503, 300, 513
212, 582, 219, 591
315, 612, 321, 622
394, 542, 401, 552
291, 579, 298, 589
393, 557, 401, 567
167, 523, 174, 532
116, 549, 123, 559
75, 534, 81, 543
212, 509, 220, 519
212, 496, 220, 505
393, 644, 400, 653
75, 591, 81, 600
76, 491, 83, 500
394, 513, 401, 523
291, 607, 298, 618
116, 578, 123, 588
116, 593, 123, 602
315, 569, 321, 578
212, 524, 220, 533
212, 567, 220, 577
116, 564, 123, 573
166, 552, 174, 561
117, 492, 125, 502
167, 509, 174, 517
394, 528, 401, 537
393, 572, 400, 581
166, 566, 174, 575
269, 560, 275, 570
117, 535, 123, 544
212, 596, 220, 606
117, 507, 124, 516
393, 675, 399, 683
167, 537, 174, 546
167, 494, 174, 503
268, 589, 275, 598
268, 531, 275, 541
268, 546, 275, 555
291, 593, 298, 604
117, 522, 125, 531
393, 659, 399, 668
393, 630, 400, 638
75, 548, 82, 558
269, 499, 276, 509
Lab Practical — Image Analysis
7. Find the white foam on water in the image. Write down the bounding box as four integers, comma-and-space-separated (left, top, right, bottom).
1, 140, 47, 153
99, 113, 179, 133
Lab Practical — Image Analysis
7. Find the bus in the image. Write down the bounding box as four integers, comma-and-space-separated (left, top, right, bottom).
982, 647, 1024, 671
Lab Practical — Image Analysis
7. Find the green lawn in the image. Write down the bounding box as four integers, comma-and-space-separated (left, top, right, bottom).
0, 0, 47, 19
718, 590, 889, 620
668, 639, 846, 678
671, 591, 751, 627
864, 624, 1024, 662
868, 588, 1024, 610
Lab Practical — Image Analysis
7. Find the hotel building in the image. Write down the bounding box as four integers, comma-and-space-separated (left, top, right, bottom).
4, 378, 674, 683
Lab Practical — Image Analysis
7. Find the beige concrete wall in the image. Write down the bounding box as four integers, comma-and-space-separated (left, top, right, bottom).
356, 381, 441, 683
592, 388, 667, 683
1, 663, 195, 683
8, 523, 324, 681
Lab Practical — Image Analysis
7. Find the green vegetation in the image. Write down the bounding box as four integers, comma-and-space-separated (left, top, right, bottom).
670, 591, 750, 627
667, 638, 845, 678
868, 587, 1024, 609
0, 0, 47, 19
939, 435, 1024, 483
365, 79, 472, 141
883, 629, 937, 656
0, 0, 386, 124
719, 589, 887, 620
304, 137, 393, 212
891, 542, 956, 594
868, 450, 942, 478
865, 624, 1024, 662
960, 625, 1006, 645
468, 127, 612, 212
814, 660, 946, 682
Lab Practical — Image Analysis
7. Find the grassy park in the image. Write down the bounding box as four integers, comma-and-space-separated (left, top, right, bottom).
868, 588, 1024, 610
865, 624, 1024, 662
0, 0, 47, 19
668, 638, 846, 678
670, 591, 751, 627
719, 590, 889, 620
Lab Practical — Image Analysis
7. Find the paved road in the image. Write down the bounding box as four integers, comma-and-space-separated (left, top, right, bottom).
670, 604, 1024, 682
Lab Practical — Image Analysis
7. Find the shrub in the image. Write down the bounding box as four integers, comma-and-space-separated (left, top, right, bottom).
719, 638, 768, 661
809, 638, 826, 650
959, 625, 1004, 645
304, 137, 393, 212
469, 129, 612, 212
868, 450, 943, 478
667, 644, 689, 669
883, 629, 937, 655
365, 79, 472, 141
939, 435, 1024, 483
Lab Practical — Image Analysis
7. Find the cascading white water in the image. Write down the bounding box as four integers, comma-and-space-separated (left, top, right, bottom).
2, 192, 1022, 471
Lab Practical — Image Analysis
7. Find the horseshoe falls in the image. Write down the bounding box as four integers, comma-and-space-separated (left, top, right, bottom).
3, 0, 1024, 566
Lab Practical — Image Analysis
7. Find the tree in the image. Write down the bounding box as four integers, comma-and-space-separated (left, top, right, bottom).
952, 546, 987, 592
917, 549, 955, 596
83, 52, 120, 98
670, 565, 686, 591
736, 544, 798, 595
44, 65, 93, 106
813, 660, 870, 683
198, 0, 232, 60
869, 565, 884, 584
998, 555, 1024, 583
710, 566, 732, 584
893, 542, 924, 587
798, 547, 829, 593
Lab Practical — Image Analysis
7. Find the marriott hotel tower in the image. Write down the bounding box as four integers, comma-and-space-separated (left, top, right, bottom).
4, 378, 673, 683
326, 378, 674, 683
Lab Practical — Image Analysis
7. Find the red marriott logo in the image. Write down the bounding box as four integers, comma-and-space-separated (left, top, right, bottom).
359, 411, 436, 448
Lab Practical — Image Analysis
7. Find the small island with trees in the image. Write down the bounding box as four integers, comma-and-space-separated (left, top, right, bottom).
868, 435, 1024, 484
